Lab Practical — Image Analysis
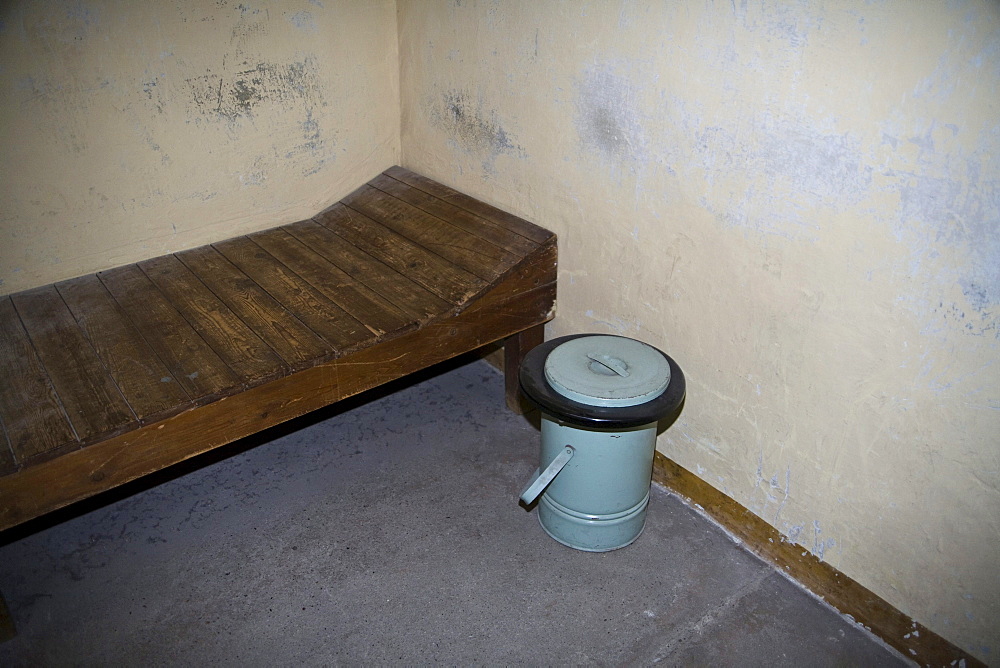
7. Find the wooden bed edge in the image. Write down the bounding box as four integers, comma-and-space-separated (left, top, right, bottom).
0, 245, 556, 533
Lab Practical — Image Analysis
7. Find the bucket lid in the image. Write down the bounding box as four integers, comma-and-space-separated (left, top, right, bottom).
543, 335, 671, 408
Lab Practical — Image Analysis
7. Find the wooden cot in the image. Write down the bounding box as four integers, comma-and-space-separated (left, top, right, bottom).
0, 166, 556, 533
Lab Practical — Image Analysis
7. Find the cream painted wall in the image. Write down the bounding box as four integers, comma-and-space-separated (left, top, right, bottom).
0, 0, 399, 295
398, 0, 999, 661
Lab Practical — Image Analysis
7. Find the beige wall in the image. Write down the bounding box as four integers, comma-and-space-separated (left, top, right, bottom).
0, 0, 400, 295
398, 0, 999, 661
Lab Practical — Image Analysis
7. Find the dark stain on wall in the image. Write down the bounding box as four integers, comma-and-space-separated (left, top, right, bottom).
580, 103, 631, 160
186, 56, 323, 123
574, 64, 644, 163
430, 89, 522, 161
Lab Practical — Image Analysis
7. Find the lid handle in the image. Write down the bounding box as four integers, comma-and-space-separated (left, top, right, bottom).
586, 353, 630, 378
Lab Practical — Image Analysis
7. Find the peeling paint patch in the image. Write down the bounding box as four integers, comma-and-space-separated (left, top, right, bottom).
299, 108, 323, 153
734, 0, 821, 49
185, 56, 323, 124
428, 89, 523, 172
583, 308, 639, 334
696, 113, 871, 241
287, 11, 317, 32
574, 63, 646, 164
16, 74, 59, 101
436, 90, 515, 152
141, 73, 166, 114
66, 1, 99, 28
883, 122, 1000, 332
285, 107, 335, 177
756, 124, 871, 203
132, 122, 170, 165
36, 0, 101, 44
812, 520, 836, 561
238, 157, 267, 187
229, 14, 269, 54
752, 453, 792, 526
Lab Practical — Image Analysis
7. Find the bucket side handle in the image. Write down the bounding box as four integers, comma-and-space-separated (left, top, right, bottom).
519, 445, 575, 505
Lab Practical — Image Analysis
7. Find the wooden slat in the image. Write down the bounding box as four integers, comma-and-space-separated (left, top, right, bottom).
283, 220, 451, 322
0, 298, 77, 463
99, 265, 241, 401
369, 173, 537, 256
177, 245, 328, 370
213, 236, 374, 353
57, 274, 191, 423
384, 166, 552, 245
11, 286, 135, 444
0, 240, 557, 530
314, 203, 485, 305
0, 415, 19, 475
140, 255, 286, 386
249, 228, 412, 337
342, 184, 517, 281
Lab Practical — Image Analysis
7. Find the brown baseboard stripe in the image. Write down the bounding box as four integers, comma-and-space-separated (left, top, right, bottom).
652, 452, 983, 667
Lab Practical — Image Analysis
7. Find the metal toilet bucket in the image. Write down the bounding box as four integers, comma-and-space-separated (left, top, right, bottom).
518, 334, 685, 552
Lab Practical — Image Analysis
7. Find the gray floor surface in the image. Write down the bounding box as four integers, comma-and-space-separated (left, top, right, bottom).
0, 357, 909, 666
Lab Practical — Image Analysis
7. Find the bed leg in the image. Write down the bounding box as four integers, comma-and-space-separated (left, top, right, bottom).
504, 324, 545, 414
0, 590, 15, 642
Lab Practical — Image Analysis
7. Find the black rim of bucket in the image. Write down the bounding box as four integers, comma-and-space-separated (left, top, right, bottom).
519, 334, 686, 429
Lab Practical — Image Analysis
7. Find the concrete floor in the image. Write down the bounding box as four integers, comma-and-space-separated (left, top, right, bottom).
0, 356, 909, 666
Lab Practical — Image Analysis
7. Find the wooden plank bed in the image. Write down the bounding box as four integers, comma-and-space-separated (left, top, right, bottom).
0, 166, 556, 532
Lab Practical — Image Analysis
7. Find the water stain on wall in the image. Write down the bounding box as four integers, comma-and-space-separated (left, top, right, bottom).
429, 89, 523, 170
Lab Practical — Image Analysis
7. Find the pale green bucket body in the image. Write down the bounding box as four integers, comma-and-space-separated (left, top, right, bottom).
518, 334, 686, 553
536, 416, 657, 552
